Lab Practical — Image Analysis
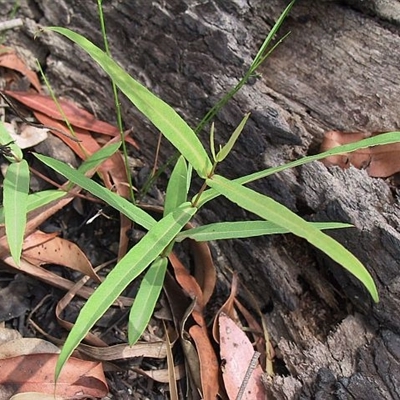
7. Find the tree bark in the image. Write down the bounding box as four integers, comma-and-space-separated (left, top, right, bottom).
3, 0, 400, 398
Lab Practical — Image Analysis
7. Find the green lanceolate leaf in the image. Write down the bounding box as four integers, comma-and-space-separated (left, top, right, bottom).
128, 256, 168, 345
46, 27, 213, 179
34, 153, 156, 230
78, 141, 121, 175
206, 174, 378, 302
197, 131, 400, 207
176, 220, 353, 242
216, 113, 250, 162
164, 155, 189, 217
55, 201, 196, 380
251, 0, 295, 71
0, 189, 67, 224
4, 160, 30, 264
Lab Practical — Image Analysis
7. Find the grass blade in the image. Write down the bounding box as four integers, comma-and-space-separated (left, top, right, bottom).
45, 27, 213, 179
34, 153, 156, 230
55, 202, 196, 379
128, 256, 168, 344
176, 220, 353, 242
197, 131, 400, 207
3, 160, 30, 264
207, 174, 378, 302
216, 113, 250, 162
78, 141, 121, 175
164, 155, 188, 216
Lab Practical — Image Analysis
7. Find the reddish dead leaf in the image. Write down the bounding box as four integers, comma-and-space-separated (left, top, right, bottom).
189, 232, 216, 306
22, 230, 101, 283
31, 112, 132, 260
168, 253, 219, 399
212, 272, 239, 343
219, 312, 266, 400
234, 298, 269, 372
0, 353, 107, 398
320, 130, 400, 177
5, 90, 139, 149
0, 49, 41, 91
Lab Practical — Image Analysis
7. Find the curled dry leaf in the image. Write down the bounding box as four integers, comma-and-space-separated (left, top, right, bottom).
22, 230, 101, 283
320, 130, 400, 177
133, 364, 186, 383
2, 122, 48, 149
0, 48, 41, 91
167, 255, 219, 399
212, 272, 239, 343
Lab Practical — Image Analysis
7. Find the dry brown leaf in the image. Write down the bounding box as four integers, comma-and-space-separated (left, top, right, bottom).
0, 328, 21, 345
164, 323, 179, 400
189, 233, 216, 306
0, 353, 107, 398
212, 272, 239, 343
2, 256, 133, 306
0, 338, 60, 359
219, 312, 266, 400
78, 340, 169, 361
320, 130, 400, 177
55, 272, 108, 348
5, 90, 139, 148
0, 48, 41, 91
22, 230, 101, 283
0, 327, 107, 399
168, 253, 220, 399
10, 393, 65, 400
2, 122, 48, 148
134, 364, 186, 383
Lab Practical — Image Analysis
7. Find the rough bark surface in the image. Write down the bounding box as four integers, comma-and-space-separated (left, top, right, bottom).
3, 0, 400, 398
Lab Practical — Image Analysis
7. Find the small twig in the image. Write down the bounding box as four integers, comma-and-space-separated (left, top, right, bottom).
235, 351, 261, 400
0, 18, 23, 32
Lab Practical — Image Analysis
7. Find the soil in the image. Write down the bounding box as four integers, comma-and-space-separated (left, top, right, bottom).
1, 0, 400, 399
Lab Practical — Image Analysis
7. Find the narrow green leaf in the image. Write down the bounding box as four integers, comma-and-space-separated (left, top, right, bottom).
34, 153, 156, 230
45, 27, 213, 179
0, 189, 67, 224
128, 256, 168, 344
216, 113, 250, 162
164, 155, 188, 216
176, 220, 353, 242
55, 202, 196, 380
197, 131, 400, 207
207, 175, 378, 302
4, 160, 30, 264
251, 0, 295, 70
78, 141, 121, 175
